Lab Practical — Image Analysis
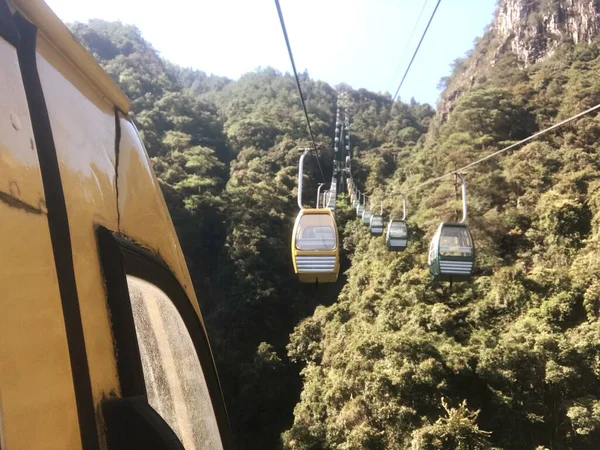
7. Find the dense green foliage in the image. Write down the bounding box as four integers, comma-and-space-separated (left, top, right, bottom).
72, 12, 600, 449
284, 35, 600, 450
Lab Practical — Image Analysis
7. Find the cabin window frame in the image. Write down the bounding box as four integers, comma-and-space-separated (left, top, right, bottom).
96, 227, 234, 450
428, 226, 442, 264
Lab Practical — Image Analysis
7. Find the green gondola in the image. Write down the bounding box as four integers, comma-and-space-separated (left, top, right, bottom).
356, 191, 365, 217
428, 223, 475, 282
386, 194, 408, 251
362, 209, 372, 225
370, 215, 384, 235
369, 199, 384, 235
428, 173, 475, 283
386, 220, 408, 251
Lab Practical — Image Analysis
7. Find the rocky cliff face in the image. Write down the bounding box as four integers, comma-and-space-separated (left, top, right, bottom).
495, 0, 600, 64
434, 0, 600, 124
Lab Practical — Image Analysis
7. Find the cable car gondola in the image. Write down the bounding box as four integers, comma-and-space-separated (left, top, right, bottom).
387, 221, 408, 251
386, 194, 408, 251
362, 208, 372, 226
291, 150, 340, 284
356, 192, 365, 217
369, 199, 384, 235
293, 210, 339, 283
428, 173, 475, 282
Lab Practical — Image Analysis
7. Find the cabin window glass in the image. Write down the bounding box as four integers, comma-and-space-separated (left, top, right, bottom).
389, 221, 407, 238
428, 227, 441, 264
371, 216, 383, 226
295, 214, 337, 250
126, 275, 224, 450
439, 227, 473, 257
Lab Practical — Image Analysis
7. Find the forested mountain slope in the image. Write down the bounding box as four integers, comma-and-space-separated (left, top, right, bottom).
285, 1, 600, 448
71, 0, 600, 447
70, 19, 430, 449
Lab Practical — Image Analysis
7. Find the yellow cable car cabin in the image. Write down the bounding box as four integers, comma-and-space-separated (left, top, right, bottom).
291, 149, 340, 284
0, 0, 233, 448
292, 208, 340, 283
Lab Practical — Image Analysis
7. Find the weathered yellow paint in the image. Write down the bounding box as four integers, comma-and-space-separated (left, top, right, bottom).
0, 35, 81, 450
9, 0, 130, 113
2, 0, 222, 447
35, 41, 120, 408
118, 119, 202, 316
0, 39, 45, 210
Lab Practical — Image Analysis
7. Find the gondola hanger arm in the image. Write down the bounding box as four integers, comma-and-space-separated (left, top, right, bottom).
454, 172, 468, 224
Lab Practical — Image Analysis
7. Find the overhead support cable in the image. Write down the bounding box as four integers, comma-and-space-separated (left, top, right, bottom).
407, 101, 600, 192
391, 0, 442, 103
388, 0, 430, 93
274, 0, 325, 181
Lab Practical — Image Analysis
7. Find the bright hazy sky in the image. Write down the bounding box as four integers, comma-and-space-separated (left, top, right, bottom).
45, 0, 497, 106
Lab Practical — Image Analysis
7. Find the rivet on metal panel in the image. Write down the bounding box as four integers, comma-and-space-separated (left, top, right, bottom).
9, 112, 21, 130
9, 181, 20, 198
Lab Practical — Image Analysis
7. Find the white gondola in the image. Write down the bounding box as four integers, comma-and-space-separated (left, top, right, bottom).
362, 209, 372, 226
356, 192, 365, 217
386, 194, 408, 251
387, 221, 408, 251
370, 200, 384, 236
370, 216, 384, 236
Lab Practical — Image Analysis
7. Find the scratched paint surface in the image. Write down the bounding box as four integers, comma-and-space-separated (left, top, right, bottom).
0, 38, 45, 211
117, 119, 202, 316
2, 2, 225, 447
35, 37, 120, 412
0, 34, 81, 450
